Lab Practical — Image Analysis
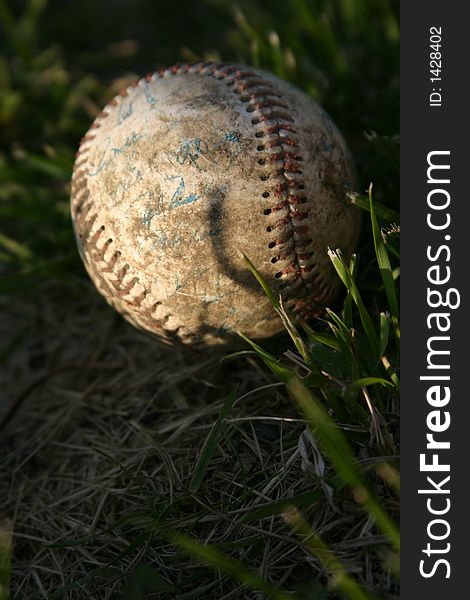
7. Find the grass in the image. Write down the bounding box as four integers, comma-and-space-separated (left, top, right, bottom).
0, 0, 399, 598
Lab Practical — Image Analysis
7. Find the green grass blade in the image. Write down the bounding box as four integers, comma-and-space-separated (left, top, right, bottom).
241, 488, 331, 523
242, 253, 279, 308
379, 312, 390, 357
325, 310, 356, 359
368, 186, 399, 327
342, 253, 357, 328
170, 532, 293, 600
283, 507, 374, 600
375, 462, 400, 495
349, 193, 400, 223
381, 356, 400, 389
0, 233, 33, 260
286, 374, 400, 551
382, 225, 400, 259
328, 251, 380, 360
346, 377, 396, 392
325, 309, 352, 343
268, 31, 287, 79
239, 331, 326, 387
291, 0, 345, 73
242, 254, 310, 363
190, 387, 238, 493
18, 152, 71, 180
300, 319, 342, 351
237, 332, 291, 380
307, 331, 341, 352
232, 6, 265, 48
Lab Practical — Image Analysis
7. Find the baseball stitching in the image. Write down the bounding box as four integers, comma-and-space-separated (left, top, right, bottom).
71, 62, 336, 342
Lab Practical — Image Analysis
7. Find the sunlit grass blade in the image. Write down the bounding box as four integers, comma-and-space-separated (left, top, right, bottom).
237, 332, 291, 380
328, 250, 380, 360
190, 387, 238, 493
0, 233, 33, 260
283, 507, 374, 600
381, 356, 400, 389
169, 532, 293, 600
324, 309, 357, 372
232, 6, 265, 49
301, 322, 341, 352
286, 374, 400, 551
382, 225, 400, 259
346, 377, 396, 393
239, 331, 326, 389
325, 309, 352, 344
268, 31, 287, 78
374, 462, 400, 495
240, 488, 331, 523
242, 253, 279, 308
243, 253, 310, 363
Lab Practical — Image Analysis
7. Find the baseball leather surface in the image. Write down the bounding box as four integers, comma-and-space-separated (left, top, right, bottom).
71, 62, 361, 346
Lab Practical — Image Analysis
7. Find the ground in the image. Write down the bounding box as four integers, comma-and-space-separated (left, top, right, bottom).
0, 1, 399, 598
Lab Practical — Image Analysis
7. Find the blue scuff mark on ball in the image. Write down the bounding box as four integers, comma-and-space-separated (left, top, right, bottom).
224, 131, 240, 143
118, 101, 134, 124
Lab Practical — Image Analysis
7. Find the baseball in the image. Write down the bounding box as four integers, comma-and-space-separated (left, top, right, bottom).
70, 62, 361, 346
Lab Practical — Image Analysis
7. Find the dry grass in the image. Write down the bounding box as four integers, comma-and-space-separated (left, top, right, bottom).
0, 4, 400, 595
0, 282, 397, 599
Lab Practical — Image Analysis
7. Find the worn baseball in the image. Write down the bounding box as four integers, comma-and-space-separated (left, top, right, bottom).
71, 62, 361, 346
